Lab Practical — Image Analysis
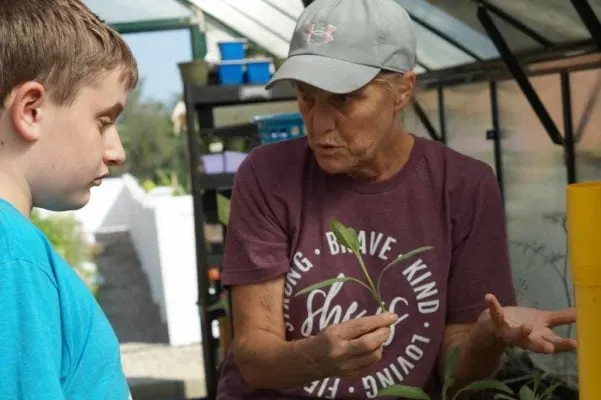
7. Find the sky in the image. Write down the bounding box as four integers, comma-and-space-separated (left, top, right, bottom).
122, 29, 193, 105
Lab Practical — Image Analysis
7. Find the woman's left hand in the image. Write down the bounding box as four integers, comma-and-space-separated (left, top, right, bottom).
482, 293, 577, 354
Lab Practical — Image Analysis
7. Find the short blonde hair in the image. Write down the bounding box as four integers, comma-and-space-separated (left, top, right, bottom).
0, 0, 138, 107
373, 70, 413, 94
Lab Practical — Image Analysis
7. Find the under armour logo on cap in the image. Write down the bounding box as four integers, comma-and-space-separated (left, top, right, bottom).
303, 23, 337, 44
266, 0, 417, 94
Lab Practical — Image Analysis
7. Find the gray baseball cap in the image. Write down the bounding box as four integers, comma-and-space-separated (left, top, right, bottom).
265, 0, 417, 94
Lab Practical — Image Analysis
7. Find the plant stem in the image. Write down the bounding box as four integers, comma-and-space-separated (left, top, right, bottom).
355, 251, 387, 313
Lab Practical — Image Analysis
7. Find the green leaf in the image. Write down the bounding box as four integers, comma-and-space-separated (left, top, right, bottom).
538, 382, 561, 399
294, 277, 367, 297
444, 346, 460, 380
376, 384, 430, 399
377, 246, 435, 294
329, 219, 359, 252
216, 193, 231, 226
518, 385, 536, 400
460, 380, 515, 395
493, 394, 516, 400
388, 246, 434, 267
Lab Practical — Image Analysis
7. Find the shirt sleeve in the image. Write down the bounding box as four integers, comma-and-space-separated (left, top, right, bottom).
446, 168, 517, 324
220, 153, 290, 287
0, 259, 66, 399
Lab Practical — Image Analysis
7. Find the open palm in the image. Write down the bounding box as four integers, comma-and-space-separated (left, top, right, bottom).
484, 293, 577, 354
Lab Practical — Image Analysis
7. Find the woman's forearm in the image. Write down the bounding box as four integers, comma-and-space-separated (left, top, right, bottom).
233, 332, 325, 390
448, 318, 508, 397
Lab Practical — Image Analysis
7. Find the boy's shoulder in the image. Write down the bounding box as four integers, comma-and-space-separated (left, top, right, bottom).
0, 200, 50, 267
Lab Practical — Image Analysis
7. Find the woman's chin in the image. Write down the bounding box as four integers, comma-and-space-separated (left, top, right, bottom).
315, 156, 351, 175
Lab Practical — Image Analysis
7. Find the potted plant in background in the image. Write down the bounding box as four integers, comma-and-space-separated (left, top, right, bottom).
177, 59, 210, 86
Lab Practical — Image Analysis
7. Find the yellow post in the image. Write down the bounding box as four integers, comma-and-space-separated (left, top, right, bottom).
567, 181, 601, 399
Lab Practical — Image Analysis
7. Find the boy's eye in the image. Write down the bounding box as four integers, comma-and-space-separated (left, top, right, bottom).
97, 118, 113, 131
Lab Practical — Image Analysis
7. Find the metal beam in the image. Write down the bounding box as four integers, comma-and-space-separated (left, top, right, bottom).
111, 17, 194, 35
437, 88, 447, 144
478, 0, 553, 49
488, 81, 505, 203
410, 15, 482, 61
413, 100, 443, 142
561, 72, 577, 184
570, 0, 601, 50
417, 40, 599, 89
190, 26, 207, 60
476, 3, 565, 146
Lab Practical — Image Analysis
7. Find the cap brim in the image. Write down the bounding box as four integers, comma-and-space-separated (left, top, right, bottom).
265, 54, 380, 94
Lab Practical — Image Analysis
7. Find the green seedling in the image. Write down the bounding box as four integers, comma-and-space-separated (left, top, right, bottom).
376, 346, 516, 400
294, 218, 433, 313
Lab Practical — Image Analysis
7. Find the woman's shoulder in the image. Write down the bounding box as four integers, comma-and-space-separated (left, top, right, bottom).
239, 136, 313, 183
417, 135, 495, 181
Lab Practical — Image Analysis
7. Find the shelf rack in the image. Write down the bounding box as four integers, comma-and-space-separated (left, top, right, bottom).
182, 82, 296, 399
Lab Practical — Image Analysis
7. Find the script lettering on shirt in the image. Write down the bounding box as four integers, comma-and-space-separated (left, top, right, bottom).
286, 227, 442, 398
300, 273, 409, 344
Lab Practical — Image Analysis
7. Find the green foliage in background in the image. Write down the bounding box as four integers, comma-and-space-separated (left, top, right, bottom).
31, 210, 101, 295
112, 78, 190, 194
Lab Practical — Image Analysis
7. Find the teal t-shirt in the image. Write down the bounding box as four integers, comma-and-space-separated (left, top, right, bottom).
0, 199, 130, 399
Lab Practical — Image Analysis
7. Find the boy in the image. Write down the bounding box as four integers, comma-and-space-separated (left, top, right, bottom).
0, 0, 138, 398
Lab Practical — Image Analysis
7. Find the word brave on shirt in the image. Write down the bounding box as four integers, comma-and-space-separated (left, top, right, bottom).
283, 228, 441, 398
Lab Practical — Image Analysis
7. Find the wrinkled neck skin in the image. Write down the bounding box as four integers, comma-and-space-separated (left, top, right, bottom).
348, 123, 414, 183
0, 112, 33, 217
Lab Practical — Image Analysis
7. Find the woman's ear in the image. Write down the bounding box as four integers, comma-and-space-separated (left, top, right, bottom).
393, 72, 416, 112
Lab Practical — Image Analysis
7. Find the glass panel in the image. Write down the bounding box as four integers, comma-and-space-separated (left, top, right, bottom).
190, 0, 291, 58
414, 22, 476, 69
405, 89, 439, 141
396, 0, 499, 60
497, 74, 577, 381
424, 0, 545, 53
572, 69, 601, 182
444, 83, 495, 169
83, 0, 193, 24
487, 0, 590, 44
262, 0, 305, 20
223, 0, 296, 43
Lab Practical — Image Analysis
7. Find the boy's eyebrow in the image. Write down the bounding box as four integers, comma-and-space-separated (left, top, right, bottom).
97, 103, 124, 119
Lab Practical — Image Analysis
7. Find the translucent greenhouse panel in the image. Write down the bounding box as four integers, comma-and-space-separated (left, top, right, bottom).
189, 0, 290, 58
262, 0, 305, 20
222, 0, 296, 43
83, 0, 193, 24
204, 20, 239, 63
413, 22, 476, 70
486, 0, 590, 44
396, 0, 499, 60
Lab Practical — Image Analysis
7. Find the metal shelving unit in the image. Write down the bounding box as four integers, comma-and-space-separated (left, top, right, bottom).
182, 82, 296, 399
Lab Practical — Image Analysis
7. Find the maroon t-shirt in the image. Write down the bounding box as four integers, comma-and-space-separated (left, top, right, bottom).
217, 135, 516, 399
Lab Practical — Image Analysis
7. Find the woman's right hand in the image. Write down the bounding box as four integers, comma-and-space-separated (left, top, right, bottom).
303, 313, 399, 379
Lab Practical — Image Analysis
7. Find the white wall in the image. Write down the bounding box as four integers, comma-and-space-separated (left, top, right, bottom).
41, 174, 203, 346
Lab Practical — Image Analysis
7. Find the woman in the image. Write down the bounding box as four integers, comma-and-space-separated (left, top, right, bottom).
216, 0, 576, 398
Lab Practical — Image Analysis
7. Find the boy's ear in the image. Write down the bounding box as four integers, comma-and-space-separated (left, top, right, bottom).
7, 82, 46, 142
